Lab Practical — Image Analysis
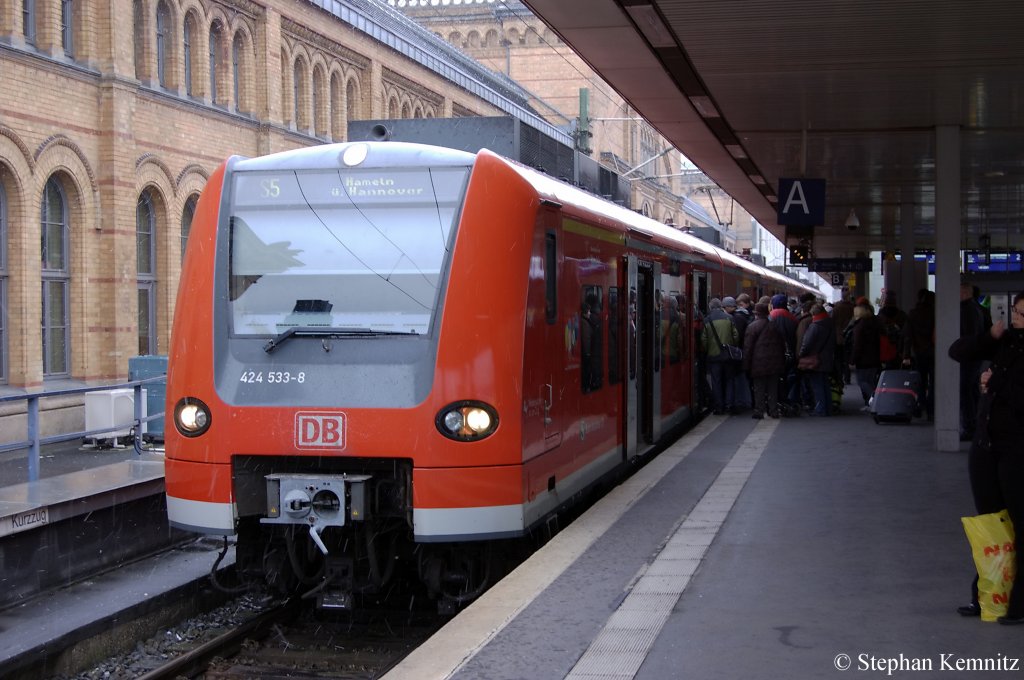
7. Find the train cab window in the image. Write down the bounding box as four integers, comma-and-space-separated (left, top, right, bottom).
580, 285, 603, 393
227, 165, 470, 337
607, 287, 621, 385
544, 233, 557, 323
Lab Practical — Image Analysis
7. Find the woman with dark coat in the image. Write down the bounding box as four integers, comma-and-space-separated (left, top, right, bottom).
799, 304, 836, 416
949, 291, 1024, 625
743, 303, 787, 419
848, 303, 882, 409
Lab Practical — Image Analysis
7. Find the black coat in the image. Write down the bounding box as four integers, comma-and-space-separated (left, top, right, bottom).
949, 328, 1024, 450
849, 316, 882, 369
743, 317, 787, 378
800, 316, 836, 373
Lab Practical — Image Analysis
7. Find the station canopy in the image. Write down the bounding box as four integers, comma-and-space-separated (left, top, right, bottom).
522, 0, 1024, 258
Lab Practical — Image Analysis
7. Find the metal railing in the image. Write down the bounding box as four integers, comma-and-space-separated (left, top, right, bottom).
0, 377, 166, 482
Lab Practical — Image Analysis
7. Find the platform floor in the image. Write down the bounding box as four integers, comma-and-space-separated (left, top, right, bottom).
386, 387, 1021, 680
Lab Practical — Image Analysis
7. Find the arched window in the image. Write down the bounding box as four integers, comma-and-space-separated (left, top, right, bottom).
156, 1, 170, 87
183, 15, 194, 96
136, 191, 157, 355
209, 23, 222, 104
313, 66, 325, 136
293, 59, 308, 130
330, 72, 343, 140
23, 0, 36, 46
41, 178, 70, 376
346, 78, 359, 122
133, 0, 143, 79
62, 0, 74, 57
181, 194, 197, 263
0, 182, 7, 383
280, 48, 290, 125
232, 33, 241, 110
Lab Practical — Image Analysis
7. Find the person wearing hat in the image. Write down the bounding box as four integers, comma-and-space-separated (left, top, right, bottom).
700, 297, 739, 415
743, 302, 787, 419
726, 295, 753, 413
768, 294, 799, 414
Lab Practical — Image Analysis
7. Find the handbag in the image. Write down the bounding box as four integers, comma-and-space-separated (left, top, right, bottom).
797, 354, 820, 371
962, 510, 1016, 621
707, 317, 742, 361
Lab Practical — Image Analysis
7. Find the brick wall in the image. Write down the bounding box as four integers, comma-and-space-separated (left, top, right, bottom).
0, 0, 502, 396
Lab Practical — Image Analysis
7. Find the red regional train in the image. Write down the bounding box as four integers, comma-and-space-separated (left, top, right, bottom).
164, 141, 816, 609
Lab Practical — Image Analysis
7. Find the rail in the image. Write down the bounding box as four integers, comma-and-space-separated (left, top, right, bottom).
0, 377, 166, 482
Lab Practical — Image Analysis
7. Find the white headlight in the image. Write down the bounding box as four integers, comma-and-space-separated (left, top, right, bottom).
175, 398, 212, 436
436, 402, 498, 441
465, 408, 492, 433
179, 404, 207, 430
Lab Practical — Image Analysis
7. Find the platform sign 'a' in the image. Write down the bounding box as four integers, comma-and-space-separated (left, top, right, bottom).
777, 178, 826, 227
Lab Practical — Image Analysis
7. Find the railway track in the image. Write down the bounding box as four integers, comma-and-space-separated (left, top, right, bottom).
107, 596, 443, 680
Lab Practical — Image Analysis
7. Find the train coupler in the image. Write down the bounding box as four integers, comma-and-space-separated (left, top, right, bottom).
316, 556, 355, 610
262, 473, 373, 530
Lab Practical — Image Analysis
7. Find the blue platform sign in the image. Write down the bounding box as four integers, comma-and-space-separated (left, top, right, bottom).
777, 178, 826, 226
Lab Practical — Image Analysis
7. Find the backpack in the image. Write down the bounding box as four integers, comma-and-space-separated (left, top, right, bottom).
878, 320, 901, 363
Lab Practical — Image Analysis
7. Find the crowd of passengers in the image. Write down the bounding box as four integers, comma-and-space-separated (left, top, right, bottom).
699, 288, 938, 420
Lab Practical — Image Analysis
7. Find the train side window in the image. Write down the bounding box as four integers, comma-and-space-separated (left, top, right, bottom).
580, 285, 603, 393
544, 233, 557, 323
654, 289, 662, 373
608, 287, 621, 384
628, 287, 637, 380
675, 293, 688, 361
665, 290, 682, 364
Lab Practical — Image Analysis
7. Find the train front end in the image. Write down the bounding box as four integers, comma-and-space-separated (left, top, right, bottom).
164, 142, 536, 608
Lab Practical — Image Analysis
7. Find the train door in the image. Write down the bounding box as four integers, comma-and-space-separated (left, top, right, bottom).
542, 216, 562, 451
693, 271, 709, 413
521, 207, 562, 471
625, 255, 661, 459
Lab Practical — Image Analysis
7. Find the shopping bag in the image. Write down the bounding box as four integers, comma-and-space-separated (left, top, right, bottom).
961, 510, 1016, 622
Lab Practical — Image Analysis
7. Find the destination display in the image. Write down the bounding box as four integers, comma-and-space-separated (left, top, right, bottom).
808, 257, 873, 273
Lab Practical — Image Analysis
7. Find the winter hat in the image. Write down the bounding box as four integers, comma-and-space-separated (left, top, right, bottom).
722, 296, 737, 308
770, 294, 788, 309
709, 298, 722, 310
754, 303, 770, 317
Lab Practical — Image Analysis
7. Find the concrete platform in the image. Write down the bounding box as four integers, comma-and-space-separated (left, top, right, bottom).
0, 445, 179, 611
0, 537, 235, 679
385, 387, 1021, 680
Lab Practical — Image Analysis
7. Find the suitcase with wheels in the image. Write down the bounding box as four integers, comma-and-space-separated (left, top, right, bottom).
871, 370, 920, 423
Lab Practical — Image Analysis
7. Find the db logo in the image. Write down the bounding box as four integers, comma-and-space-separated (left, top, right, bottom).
295, 412, 346, 449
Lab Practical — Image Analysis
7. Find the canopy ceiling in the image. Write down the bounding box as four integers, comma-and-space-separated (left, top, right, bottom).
522, 0, 1024, 259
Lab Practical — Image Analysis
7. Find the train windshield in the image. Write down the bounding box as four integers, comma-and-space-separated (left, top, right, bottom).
227, 166, 469, 337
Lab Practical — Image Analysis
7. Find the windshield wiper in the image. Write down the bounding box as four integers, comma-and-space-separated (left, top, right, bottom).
263, 326, 418, 353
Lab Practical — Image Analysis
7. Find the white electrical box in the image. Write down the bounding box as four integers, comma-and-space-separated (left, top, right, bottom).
84, 388, 147, 441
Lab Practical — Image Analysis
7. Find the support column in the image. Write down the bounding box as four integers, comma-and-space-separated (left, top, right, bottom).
934, 126, 961, 452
